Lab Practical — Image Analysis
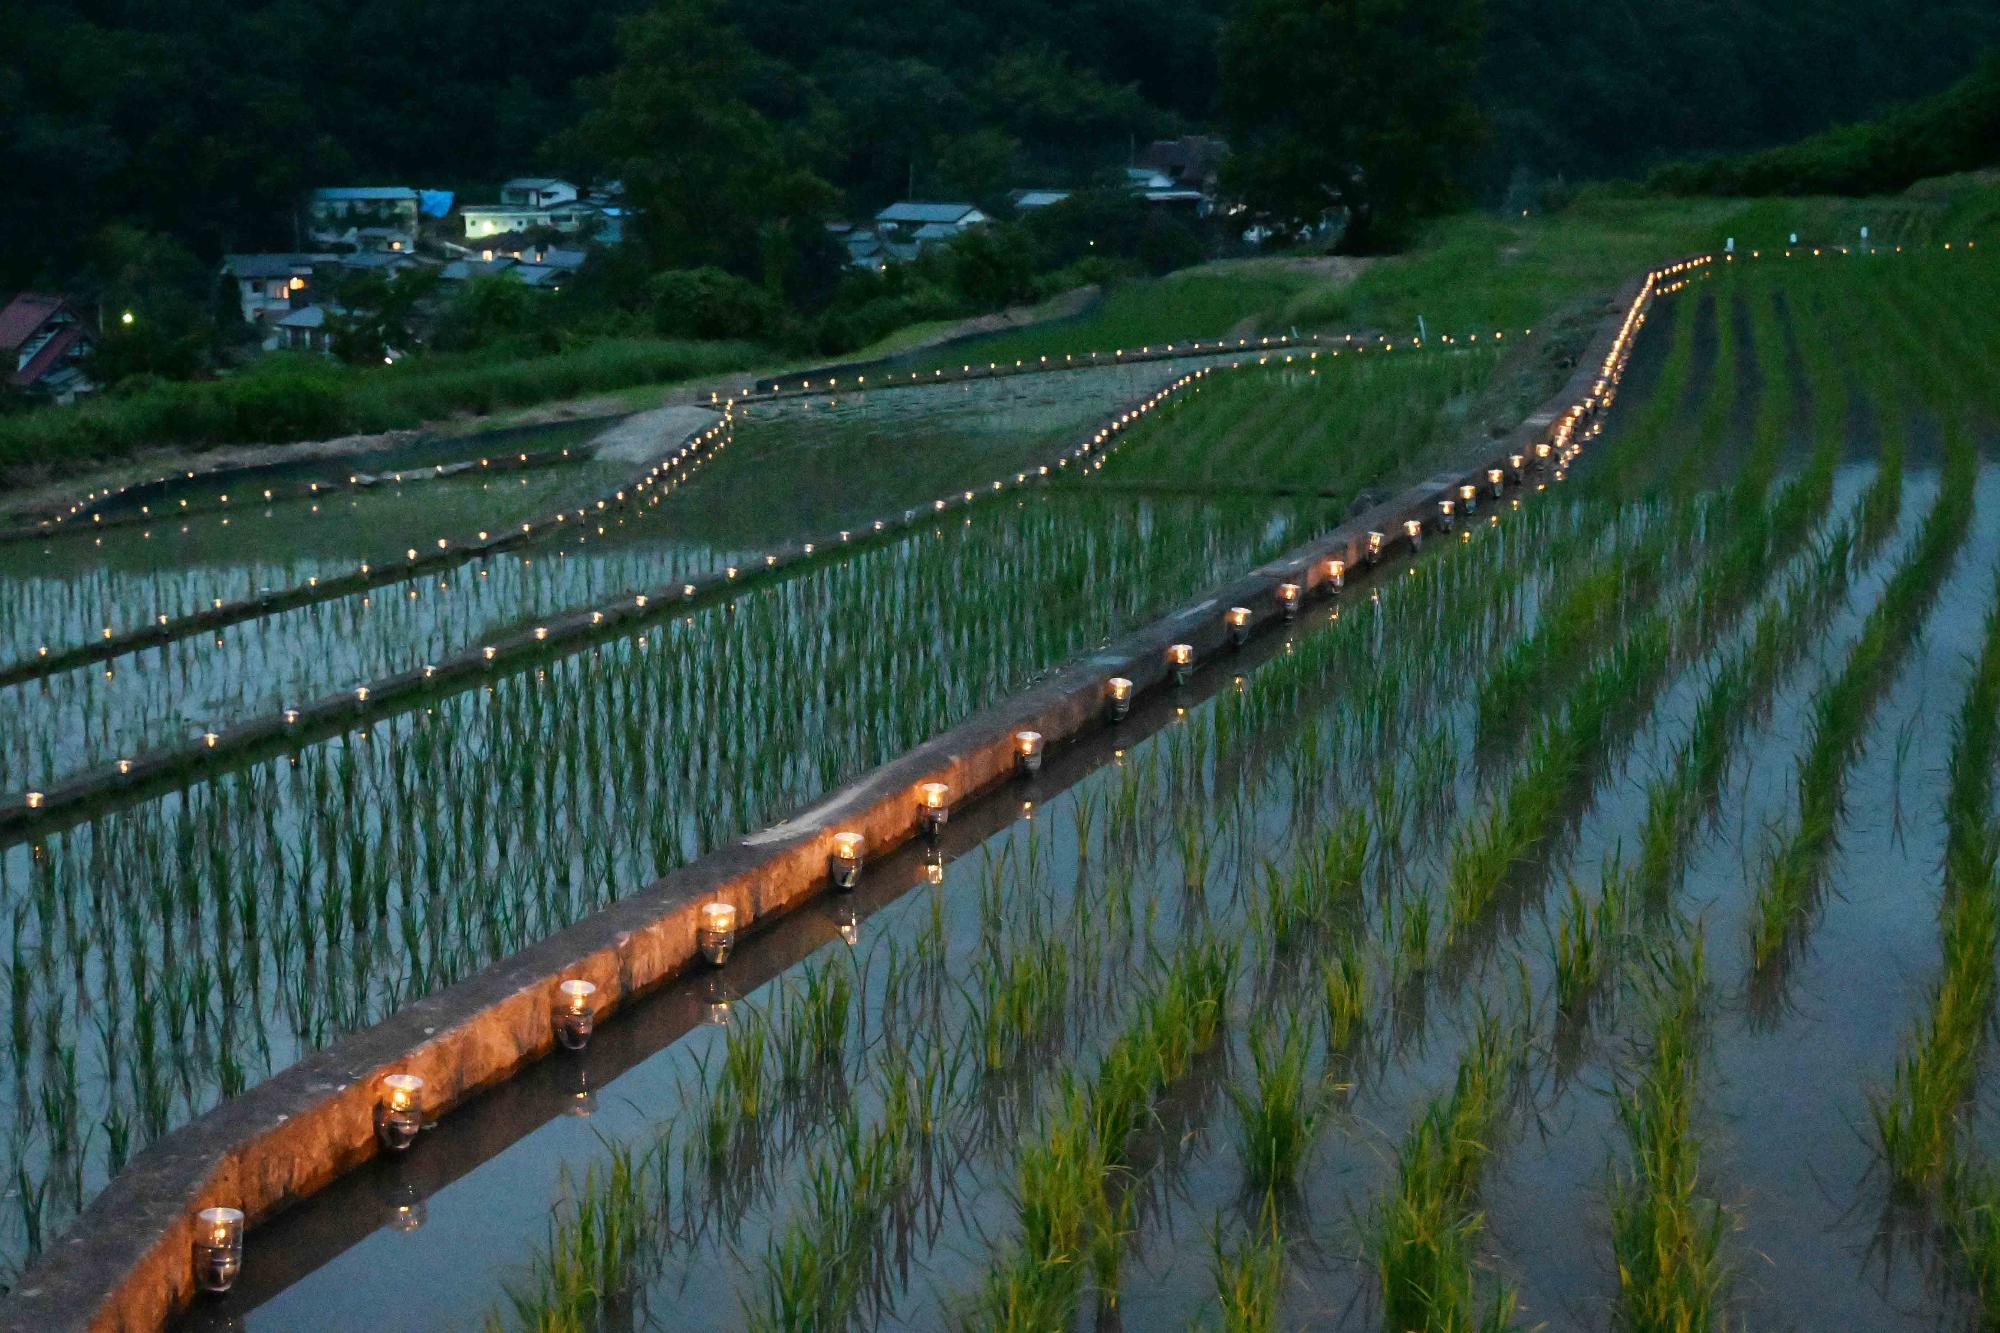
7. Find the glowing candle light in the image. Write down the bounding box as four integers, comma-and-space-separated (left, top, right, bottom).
1015, 730, 1045, 775
1404, 518, 1425, 550
1106, 676, 1134, 722
1366, 531, 1386, 566
24, 791, 44, 811
1277, 582, 1301, 620
917, 781, 952, 838
698, 902, 738, 965
192, 1206, 245, 1294
375, 1073, 425, 1152
1458, 482, 1478, 514
1167, 642, 1195, 684
1324, 557, 1346, 592
1227, 605, 1253, 646
830, 831, 865, 889
1437, 497, 1455, 531
554, 980, 598, 1051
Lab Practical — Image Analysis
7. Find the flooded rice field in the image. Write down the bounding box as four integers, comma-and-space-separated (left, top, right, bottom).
6, 248, 2000, 1333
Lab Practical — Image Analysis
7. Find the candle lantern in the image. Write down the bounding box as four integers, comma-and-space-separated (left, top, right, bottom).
1106, 676, 1134, 722
1226, 605, 1253, 647
1508, 453, 1526, 480
192, 1206, 245, 1294
917, 782, 951, 838
533, 627, 549, 642
24, 791, 44, 812
482, 646, 497, 667
1488, 467, 1505, 497
1535, 441, 1553, 463
1324, 558, 1346, 593
1458, 483, 1478, 514
1014, 730, 1044, 775
1365, 531, 1386, 567
554, 979, 598, 1051
374, 1073, 425, 1153
829, 831, 865, 889
1437, 498, 1455, 531
1404, 518, 1425, 550
698, 901, 738, 965
1276, 583, 1302, 621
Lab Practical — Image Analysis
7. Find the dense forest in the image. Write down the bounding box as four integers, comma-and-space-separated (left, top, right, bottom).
6, 0, 2000, 289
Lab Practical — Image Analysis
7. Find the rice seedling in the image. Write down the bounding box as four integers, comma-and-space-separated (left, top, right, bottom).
1609, 935, 1728, 1331
1323, 939, 1369, 1052
1230, 1022, 1319, 1193
1373, 1008, 1522, 1333
1210, 1200, 1286, 1333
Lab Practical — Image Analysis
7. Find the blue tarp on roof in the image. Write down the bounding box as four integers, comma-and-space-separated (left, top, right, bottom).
420, 190, 454, 219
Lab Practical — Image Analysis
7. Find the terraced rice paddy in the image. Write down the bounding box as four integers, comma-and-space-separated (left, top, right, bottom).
6, 240, 2000, 1333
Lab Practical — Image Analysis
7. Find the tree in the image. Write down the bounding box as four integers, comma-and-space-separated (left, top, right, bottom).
562, 0, 836, 287
1218, 0, 1486, 251
328, 269, 439, 364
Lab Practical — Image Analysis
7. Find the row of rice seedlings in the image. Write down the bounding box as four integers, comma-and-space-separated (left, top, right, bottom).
1210, 1200, 1287, 1333
1660, 277, 1741, 499
1608, 933, 1728, 1329
1747, 422, 1976, 971
972, 933, 1238, 1328
1874, 585, 2000, 1193
1372, 1004, 1529, 1332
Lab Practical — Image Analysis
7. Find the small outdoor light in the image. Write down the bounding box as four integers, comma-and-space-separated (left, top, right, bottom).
192, 1206, 245, 1295
1277, 582, 1301, 620
533, 627, 549, 642
1508, 452, 1526, 479
202, 731, 220, 749
554, 979, 598, 1051
1437, 497, 1456, 531
281, 707, 300, 727
115, 758, 134, 778
482, 646, 498, 666
1488, 467, 1506, 497
374, 1073, 425, 1153
1365, 531, 1386, 566
1535, 441, 1553, 462
1458, 482, 1478, 514
25, 791, 45, 811
1167, 642, 1195, 684
1325, 557, 1346, 593
1227, 605, 1253, 646
917, 782, 952, 838
591, 611, 604, 625
1404, 518, 1425, 550
698, 901, 738, 965
1015, 730, 1045, 775
829, 831, 865, 888
1106, 676, 1134, 721
354, 685, 370, 705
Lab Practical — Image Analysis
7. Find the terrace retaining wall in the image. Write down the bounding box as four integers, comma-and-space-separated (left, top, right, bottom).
0, 254, 1705, 1333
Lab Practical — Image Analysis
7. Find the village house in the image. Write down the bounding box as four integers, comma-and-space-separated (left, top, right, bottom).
461, 179, 604, 242
220, 254, 332, 329
873, 202, 989, 237
306, 187, 422, 249
273, 305, 335, 356
0, 293, 97, 402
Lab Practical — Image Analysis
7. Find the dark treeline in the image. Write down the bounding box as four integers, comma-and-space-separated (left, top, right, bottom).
5, 0, 1999, 290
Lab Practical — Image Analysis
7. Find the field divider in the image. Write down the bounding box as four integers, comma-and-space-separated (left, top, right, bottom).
0, 414, 734, 688
0, 254, 1690, 1333
0, 441, 596, 546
